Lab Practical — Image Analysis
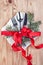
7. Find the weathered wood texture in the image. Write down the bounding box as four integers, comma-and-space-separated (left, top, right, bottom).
0, 0, 43, 65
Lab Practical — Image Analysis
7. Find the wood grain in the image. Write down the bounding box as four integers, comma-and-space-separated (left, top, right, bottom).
0, 0, 43, 65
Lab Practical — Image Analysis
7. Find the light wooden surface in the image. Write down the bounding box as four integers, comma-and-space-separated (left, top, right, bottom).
0, 0, 43, 65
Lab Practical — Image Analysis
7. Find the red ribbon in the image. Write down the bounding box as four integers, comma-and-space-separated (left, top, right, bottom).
1, 27, 43, 65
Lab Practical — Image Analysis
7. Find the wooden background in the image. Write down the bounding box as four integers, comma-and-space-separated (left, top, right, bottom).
0, 0, 43, 65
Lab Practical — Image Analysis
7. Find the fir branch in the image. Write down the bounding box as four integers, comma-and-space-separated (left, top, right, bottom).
23, 37, 30, 42
27, 12, 34, 22
28, 21, 41, 31
6, 25, 12, 31
27, 12, 41, 32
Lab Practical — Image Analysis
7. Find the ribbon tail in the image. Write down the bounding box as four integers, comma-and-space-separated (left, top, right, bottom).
27, 61, 32, 65
30, 38, 43, 49
22, 48, 32, 65
26, 54, 32, 65
34, 44, 43, 49
12, 43, 21, 51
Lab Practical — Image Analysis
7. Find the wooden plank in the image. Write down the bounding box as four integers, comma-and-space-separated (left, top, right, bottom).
0, 0, 43, 65
0, 0, 13, 65
6, 43, 13, 65
0, 35, 3, 65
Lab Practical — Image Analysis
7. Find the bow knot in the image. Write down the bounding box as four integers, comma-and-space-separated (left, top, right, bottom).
13, 31, 22, 45
1, 27, 43, 65
21, 27, 32, 37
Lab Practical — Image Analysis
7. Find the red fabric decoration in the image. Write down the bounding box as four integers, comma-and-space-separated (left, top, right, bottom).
1, 27, 43, 65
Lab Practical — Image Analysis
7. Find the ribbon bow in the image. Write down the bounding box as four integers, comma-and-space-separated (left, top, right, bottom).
1, 27, 43, 65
